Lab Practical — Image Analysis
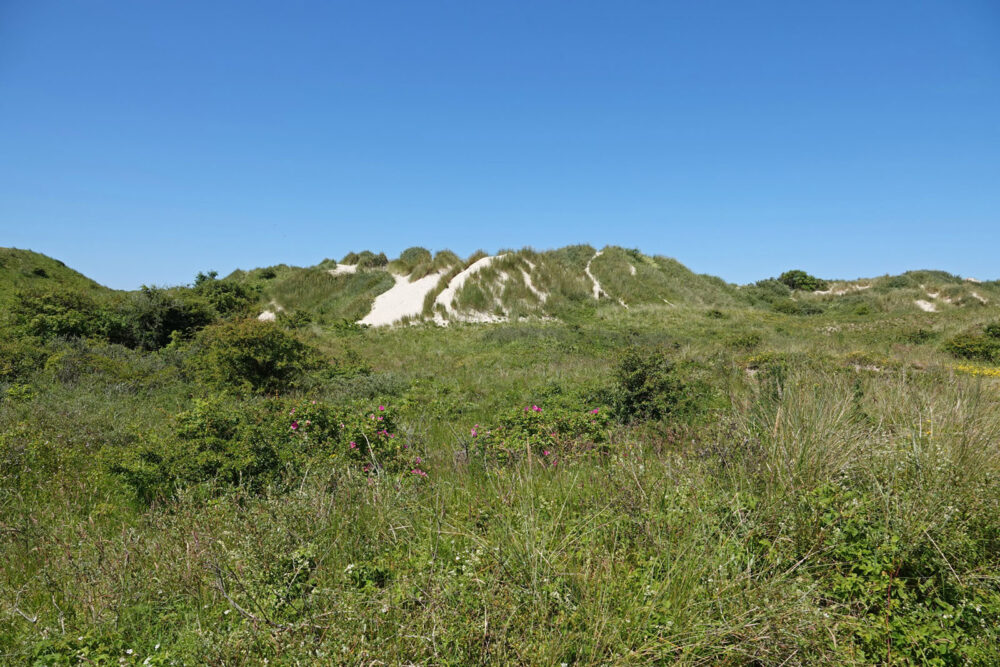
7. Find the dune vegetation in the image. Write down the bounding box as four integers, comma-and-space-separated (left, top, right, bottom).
2, 245, 999, 665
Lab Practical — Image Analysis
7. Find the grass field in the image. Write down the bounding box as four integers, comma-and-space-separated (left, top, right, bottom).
2, 247, 999, 664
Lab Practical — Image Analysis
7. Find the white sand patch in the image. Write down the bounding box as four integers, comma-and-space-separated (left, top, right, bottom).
257, 300, 284, 321
629, 264, 637, 276
915, 300, 937, 313
816, 284, 872, 296
585, 250, 605, 299
971, 291, 988, 304
521, 269, 547, 302
359, 270, 448, 327
328, 264, 358, 276
434, 255, 505, 314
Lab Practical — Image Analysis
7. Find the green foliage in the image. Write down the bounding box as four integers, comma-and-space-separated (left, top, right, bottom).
109, 397, 418, 502
779, 269, 829, 292
12, 288, 103, 340
471, 404, 609, 464
608, 347, 702, 423
944, 325, 1000, 363
106, 287, 216, 350
188, 319, 316, 393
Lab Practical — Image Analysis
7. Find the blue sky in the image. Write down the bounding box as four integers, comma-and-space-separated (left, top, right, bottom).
1, 1, 998, 289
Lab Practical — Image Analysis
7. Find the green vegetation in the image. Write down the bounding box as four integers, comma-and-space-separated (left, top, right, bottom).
778, 269, 829, 292
2, 246, 1000, 664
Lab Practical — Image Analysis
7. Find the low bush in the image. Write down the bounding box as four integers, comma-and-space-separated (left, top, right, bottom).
108, 397, 420, 502
944, 325, 1000, 364
471, 404, 609, 464
608, 347, 706, 423
778, 269, 829, 292
187, 319, 317, 393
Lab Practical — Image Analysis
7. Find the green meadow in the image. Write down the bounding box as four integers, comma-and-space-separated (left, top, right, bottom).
2, 245, 999, 665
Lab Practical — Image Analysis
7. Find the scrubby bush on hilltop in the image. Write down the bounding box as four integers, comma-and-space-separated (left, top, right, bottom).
187, 319, 317, 394
778, 269, 829, 292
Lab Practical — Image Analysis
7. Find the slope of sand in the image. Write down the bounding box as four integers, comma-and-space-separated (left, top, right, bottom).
584, 250, 605, 299
915, 299, 937, 313
327, 264, 357, 276
433, 255, 505, 321
359, 270, 448, 327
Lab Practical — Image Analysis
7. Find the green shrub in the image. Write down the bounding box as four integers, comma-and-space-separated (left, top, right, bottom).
105, 287, 215, 350
188, 319, 316, 393
609, 347, 697, 423
109, 397, 419, 502
471, 404, 609, 464
771, 299, 824, 316
778, 270, 829, 292
944, 333, 1000, 364
13, 288, 102, 340
357, 251, 389, 269
0, 336, 46, 380
985, 322, 1000, 339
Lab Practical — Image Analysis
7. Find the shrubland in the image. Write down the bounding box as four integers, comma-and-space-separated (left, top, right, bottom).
1, 248, 1000, 665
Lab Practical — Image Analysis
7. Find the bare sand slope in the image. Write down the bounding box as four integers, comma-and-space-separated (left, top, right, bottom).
584, 250, 605, 299
328, 264, 358, 276
434, 255, 505, 316
359, 270, 448, 327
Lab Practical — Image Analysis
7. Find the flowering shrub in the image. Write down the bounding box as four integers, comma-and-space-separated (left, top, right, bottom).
109, 397, 422, 503
471, 404, 609, 465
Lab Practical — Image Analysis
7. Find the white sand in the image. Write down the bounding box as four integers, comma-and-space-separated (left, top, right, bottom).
584, 250, 605, 299
434, 255, 504, 314
915, 300, 937, 313
815, 284, 872, 296
328, 264, 358, 276
257, 300, 284, 321
359, 270, 447, 327
629, 264, 637, 276
971, 291, 988, 304
521, 269, 547, 302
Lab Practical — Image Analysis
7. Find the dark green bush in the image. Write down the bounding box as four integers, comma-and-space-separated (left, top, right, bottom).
13, 288, 102, 340
609, 347, 695, 423
472, 404, 609, 464
189, 319, 316, 393
778, 270, 829, 292
985, 322, 1000, 339
944, 331, 1000, 363
105, 287, 215, 350
109, 397, 418, 502
771, 299, 824, 316
0, 336, 47, 380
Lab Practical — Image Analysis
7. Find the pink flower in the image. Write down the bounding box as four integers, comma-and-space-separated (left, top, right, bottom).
304, 420, 311, 426
411, 468, 428, 477
471, 428, 478, 437
349, 441, 357, 449
542, 450, 550, 456
590, 408, 599, 414
377, 416, 383, 421
290, 408, 296, 415
311, 400, 317, 405
290, 421, 299, 430
550, 432, 557, 438
415, 456, 422, 464
378, 405, 385, 411
532, 405, 542, 412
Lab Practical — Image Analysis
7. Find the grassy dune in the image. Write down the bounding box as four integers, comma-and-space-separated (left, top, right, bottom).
1, 249, 999, 664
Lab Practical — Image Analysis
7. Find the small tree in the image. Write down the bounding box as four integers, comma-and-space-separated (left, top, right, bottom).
778, 270, 828, 292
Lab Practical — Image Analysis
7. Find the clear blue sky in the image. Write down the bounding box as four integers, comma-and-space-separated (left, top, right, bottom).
1, 1, 998, 289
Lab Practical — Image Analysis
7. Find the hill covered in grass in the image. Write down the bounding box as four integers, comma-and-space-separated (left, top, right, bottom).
2, 244, 1000, 663
0, 247, 112, 306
